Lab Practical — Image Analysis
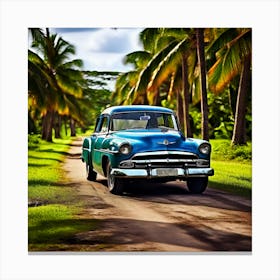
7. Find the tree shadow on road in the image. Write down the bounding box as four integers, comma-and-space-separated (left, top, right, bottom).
96, 180, 251, 212
29, 216, 252, 252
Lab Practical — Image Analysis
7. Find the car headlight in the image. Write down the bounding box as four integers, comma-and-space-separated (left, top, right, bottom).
119, 143, 132, 155
199, 143, 211, 155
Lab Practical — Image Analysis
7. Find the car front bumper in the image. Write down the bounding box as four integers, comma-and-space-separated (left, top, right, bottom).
111, 167, 214, 179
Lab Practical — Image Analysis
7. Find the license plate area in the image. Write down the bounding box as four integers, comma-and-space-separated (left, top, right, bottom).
155, 168, 178, 177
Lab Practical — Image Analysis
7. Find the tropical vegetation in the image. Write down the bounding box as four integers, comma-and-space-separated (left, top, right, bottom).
113, 28, 252, 145
28, 28, 118, 141
28, 28, 252, 146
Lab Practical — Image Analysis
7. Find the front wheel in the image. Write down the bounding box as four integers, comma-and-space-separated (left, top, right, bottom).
86, 164, 97, 181
187, 177, 208, 194
106, 162, 124, 195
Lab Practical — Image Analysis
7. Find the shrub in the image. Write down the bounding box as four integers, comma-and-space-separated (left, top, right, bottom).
210, 139, 252, 161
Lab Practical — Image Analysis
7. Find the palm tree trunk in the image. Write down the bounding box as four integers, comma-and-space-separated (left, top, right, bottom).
181, 54, 192, 137
54, 112, 61, 139
231, 55, 251, 145
177, 90, 184, 130
196, 28, 209, 141
42, 110, 54, 142
28, 111, 36, 134
70, 118, 76, 137
229, 85, 237, 117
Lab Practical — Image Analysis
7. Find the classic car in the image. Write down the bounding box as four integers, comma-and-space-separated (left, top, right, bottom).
81, 105, 214, 195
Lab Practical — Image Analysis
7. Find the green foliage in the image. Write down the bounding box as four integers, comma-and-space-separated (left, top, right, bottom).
207, 28, 251, 94
28, 134, 41, 148
113, 27, 251, 144
29, 28, 252, 143
82, 72, 116, 120
28, 28, 102, 140
208, 91, 235, 139
210, 139, 252, 161
189, 105, 201, 137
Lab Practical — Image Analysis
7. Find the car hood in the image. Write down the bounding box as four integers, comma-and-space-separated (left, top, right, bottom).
111, 129, 202, 155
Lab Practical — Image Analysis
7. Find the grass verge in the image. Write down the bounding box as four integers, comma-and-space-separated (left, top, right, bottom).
209, 160, 252, 197
28, 135, 97, 251
209, 139, 252, 197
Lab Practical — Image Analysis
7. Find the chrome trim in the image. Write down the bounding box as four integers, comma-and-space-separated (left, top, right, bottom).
110, 167, 214, 178
111, 169, 148, 177
132, 159, 208, 164
119, 161, 135, 168
94, 148, 119, 154
186, 168, 214, 177
82, 137, 92, 152
131, 151, 198, 159
88, 138, 91, 152
198, 142, 211, 155
157, 139, 176, 145
119, 158, 209, 168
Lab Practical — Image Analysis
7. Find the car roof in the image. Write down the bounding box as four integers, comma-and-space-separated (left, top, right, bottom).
101, 105, 174, 115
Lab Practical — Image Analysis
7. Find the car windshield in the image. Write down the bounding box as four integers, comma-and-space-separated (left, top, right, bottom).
110, 111, 178, 131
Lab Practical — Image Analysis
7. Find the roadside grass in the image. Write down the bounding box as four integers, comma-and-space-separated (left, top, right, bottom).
28, 204, 98, 251
28, 136, 73, 205
209, 161, 252, 197
28, 135, 97, 251
209, 139, 252, 197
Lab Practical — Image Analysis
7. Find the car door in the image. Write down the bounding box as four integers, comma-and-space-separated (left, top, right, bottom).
92, 115, 110, 174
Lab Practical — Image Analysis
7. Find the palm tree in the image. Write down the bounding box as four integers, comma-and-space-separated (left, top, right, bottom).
207, 28, 251, 145
196, 28, 209, 140
28, 28, 85, 141
114, 28, 215, 139
129, 28, 196, 137
113, 50, 152, 105
28, 49, 56, 140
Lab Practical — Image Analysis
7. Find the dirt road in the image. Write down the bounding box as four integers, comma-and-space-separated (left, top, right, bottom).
63, 138, 252, 252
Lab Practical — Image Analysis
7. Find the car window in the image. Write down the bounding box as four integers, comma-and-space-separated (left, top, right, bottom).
95, 116, 109, 133
111, 112, 178, 131
157, 114, 174, 128
94, 117, 101, 132
100, 117, 109, 133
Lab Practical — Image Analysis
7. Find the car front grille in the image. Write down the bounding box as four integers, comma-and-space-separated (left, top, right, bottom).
119, 151, 209, 169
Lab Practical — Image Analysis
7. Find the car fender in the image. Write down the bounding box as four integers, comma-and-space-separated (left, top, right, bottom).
82, 137, 92, 165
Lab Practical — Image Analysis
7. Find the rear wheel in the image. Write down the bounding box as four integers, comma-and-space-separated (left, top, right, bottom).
187, 177, 208, 194
86, 163, 97, 181
107, 162, 124, 195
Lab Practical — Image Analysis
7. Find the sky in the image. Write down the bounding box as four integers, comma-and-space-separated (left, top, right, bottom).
50, 28, 144, 73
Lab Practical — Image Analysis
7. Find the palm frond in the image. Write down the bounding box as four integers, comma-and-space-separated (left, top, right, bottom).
133, 39, 183, 103
148, 38, 188, 92
208, 29, 251, 93
124, 51, 151, 68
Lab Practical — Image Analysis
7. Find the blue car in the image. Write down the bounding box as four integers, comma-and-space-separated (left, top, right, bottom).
81, 105, 214, 195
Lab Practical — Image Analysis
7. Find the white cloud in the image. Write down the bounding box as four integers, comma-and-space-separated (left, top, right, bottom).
51, 28, 143, 72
